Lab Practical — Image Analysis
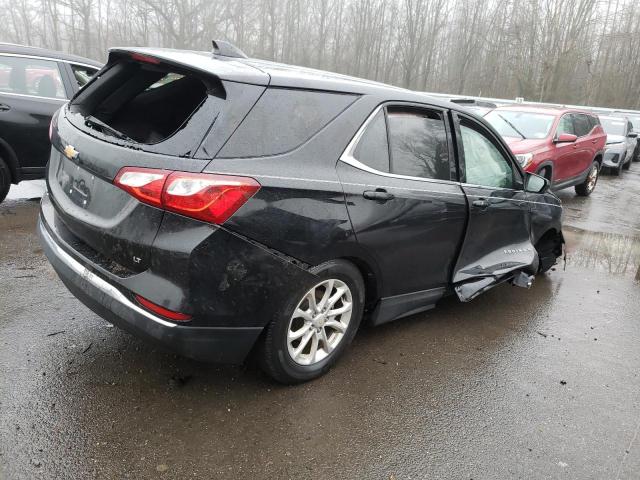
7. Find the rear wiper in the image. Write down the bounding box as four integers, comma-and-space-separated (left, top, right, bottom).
497, 114, 526, 140
84, 115, 132, 141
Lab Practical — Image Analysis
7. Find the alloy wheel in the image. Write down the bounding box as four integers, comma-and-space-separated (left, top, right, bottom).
587, 165, 598, 192
287, 279, 353, 366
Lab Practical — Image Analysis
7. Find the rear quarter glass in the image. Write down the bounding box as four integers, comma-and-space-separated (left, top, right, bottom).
217, 88, 358, 158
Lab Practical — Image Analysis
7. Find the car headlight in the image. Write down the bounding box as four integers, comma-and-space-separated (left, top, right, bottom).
515, 153, 534, 169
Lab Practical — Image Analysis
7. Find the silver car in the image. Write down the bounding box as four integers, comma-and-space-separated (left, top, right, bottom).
600, 115, 638, 175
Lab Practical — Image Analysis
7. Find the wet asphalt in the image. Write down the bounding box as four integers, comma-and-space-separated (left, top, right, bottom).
1, 166, 639, 480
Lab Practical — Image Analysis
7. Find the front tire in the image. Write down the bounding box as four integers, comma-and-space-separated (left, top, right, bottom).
0, 157, 11, 204
259, 259, 365, 384
623, 154, 631, 170
575, 161, 599, 196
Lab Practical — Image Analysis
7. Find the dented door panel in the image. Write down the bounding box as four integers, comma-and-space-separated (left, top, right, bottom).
452, 185, 538, 301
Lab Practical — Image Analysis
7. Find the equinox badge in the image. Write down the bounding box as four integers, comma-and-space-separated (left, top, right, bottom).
64, 145, 79, 160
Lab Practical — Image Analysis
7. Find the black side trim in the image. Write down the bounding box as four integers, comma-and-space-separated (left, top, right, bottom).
370, 287, 445, 326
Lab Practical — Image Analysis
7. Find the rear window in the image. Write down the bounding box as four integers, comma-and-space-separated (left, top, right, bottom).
68, 57, 220, 156
218, 88, 357, 158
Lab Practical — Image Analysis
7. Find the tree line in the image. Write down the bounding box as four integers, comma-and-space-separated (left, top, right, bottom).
2, 0, 639, 109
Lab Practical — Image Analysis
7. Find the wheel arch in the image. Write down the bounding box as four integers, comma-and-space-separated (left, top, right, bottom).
0, 137, 20, 183
536, 161, 554, 181
593, 151, 603, 168
338, 255, 381, 311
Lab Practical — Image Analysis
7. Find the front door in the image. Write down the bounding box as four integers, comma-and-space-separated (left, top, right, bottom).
451, 113, 536, 301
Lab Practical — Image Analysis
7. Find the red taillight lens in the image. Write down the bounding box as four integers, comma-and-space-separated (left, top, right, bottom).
114, 167, 260, 224
163, 172, 260, 224
135, 295, 191, 322
130, 53, 161, 64
114, 167, 169, 208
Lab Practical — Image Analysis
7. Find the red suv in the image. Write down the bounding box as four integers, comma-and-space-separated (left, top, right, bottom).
485, 106, 606, 196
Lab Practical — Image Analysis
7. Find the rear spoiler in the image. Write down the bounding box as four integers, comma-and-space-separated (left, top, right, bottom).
106, 47, 269, 86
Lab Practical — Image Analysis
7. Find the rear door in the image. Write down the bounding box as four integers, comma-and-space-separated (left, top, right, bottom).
338, 103, 467, 302
570, 113, 595, 177
451, 113, 535, 301
0, 54, 67, 176
552, 113, 578, 182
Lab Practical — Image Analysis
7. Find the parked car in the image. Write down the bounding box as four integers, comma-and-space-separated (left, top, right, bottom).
599, 115, 638, 175
612, 111, 640, 162
484, 105, 606, 196
0, 43, 101, 203
39, 43, 564, 383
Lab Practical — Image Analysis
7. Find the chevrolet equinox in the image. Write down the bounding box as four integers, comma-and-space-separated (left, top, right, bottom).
39, 41, 564, 383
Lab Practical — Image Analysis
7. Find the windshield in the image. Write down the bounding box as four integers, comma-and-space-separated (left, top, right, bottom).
600, 117, 626, 136
485, 110, 555, 139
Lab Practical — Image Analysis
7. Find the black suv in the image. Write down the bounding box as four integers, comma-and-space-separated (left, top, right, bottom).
38, 43, 564, 383
0, 43, 101, 203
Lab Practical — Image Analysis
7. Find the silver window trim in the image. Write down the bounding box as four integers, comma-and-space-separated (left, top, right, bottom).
340, 105, 561, 208
0, 90, 67, 102
339, 104, 459, 187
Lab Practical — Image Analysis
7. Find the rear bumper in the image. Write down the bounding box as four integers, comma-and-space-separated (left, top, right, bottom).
38, 213, 264, 364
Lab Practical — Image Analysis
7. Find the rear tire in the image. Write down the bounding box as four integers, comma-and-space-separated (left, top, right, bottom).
575, 161, 599, 196
259, 259, 365, 384
0, 157, 11, 204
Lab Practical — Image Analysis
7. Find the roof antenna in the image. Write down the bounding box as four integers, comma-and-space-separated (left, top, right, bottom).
211, 40, 248, 59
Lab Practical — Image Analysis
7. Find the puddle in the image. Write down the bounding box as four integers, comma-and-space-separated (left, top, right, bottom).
564, 227, 640, 280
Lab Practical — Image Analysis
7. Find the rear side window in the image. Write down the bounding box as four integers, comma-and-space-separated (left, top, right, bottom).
0, 55, 66, 99
218, 88, 357, 158
352, 110, 389, 172
386, 107, 450, 181
573, 114, 592, 137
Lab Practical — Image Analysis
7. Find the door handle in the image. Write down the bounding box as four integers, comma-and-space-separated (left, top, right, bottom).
0, 103, 10, 112
472, 198, 490, 210
363, 189, 395, 202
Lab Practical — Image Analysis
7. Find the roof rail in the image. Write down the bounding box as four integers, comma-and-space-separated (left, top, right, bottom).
211, 40, 248, 59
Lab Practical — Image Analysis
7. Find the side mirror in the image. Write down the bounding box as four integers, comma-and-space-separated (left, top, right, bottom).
554, 133, 578, 143
525, 173, 550, 194
628, 131, 638, 138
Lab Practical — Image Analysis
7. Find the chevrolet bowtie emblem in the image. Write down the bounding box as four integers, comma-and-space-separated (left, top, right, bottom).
64, 145, 79, 160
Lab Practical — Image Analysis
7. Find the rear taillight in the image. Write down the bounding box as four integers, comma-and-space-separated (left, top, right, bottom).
113, 167, 260, 224
163, 172, 260, 224
135, 295, 191, 322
